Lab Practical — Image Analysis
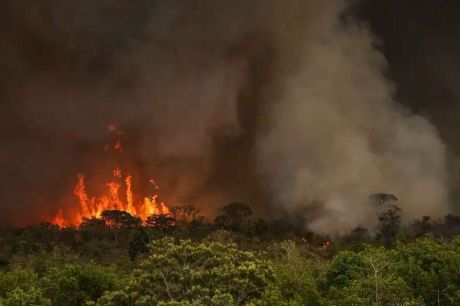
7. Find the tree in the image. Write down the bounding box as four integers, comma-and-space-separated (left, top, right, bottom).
80, 217, 109, 241
364, 248, 392, 305
146, 214, 176, 233
0, 269, 40, 298
259, 241, 321, 305
214, 203, 253, 231
170, 205, 200, 228
1, 287, 51, 306
128, 227, 149, 261
327, 247, 423, 306
433, 214, 460, 238
0, 269, 51, 306
404, 216, 433, 240
344, 227, 371, 250
40, 263, 120, 306
100, 210, 141, 229
246, 218, 269, 238
392, 237, 460, 305
369, 193, 398, 206
376, 204, 402, 246
326, 251, 366, 288
96, 238, 272, 305
100, 210, 141, 241
80, 217, 107, 229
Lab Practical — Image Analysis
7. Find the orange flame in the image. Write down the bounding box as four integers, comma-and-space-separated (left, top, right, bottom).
125, 175, 136, 215
51, 170, 170, 227
52, 209, 66, 228
49, 131, 171, 227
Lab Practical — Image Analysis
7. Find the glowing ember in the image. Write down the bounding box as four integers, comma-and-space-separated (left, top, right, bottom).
107, 124, 117, 132
113, 168, 122, 178
114, 140, 122, 151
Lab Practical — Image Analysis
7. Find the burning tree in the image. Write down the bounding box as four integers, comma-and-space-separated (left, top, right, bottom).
50, 125, 171, 227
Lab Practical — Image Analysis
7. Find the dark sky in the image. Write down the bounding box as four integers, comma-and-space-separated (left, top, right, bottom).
0, 0, 459, 227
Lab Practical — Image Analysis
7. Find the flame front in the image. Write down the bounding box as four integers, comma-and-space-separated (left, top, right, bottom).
51, 125, 170, 227
52, 170, 170, 227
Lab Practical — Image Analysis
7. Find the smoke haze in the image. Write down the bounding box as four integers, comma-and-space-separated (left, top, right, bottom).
0, 0, 454, 231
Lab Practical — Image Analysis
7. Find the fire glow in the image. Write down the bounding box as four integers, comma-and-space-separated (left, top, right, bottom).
50, 125, 170, 227
52, 170, 170, 227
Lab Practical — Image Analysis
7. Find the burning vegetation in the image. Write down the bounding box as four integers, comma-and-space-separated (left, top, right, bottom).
50, 125, 170, 227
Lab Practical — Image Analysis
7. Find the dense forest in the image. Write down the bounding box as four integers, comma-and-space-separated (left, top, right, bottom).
1, 201, 460, 306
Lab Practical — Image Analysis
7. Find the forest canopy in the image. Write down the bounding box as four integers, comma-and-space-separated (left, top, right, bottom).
1, 203, 460, 305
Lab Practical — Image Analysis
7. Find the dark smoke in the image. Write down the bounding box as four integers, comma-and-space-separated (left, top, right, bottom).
0, 1, 456, 231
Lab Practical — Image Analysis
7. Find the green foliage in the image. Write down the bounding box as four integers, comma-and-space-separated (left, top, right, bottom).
0, 287, 51, 306
392, 237, 460, 305
258, 241, 321, 306
0, 269, 39, 297
326, 247, 423, 305
97, 238, 272, 305
1, 211, 460, 306
204, 229, 235, 245
326, 250, 366, 288
128, 227, 149, 260
40, 262, 121, 305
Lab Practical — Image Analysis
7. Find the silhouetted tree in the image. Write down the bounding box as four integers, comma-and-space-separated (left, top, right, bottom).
80, 217, 106, 229
79, 217, 109, 241
145, 214, 175, 233
433, 214, 460, 238
170, 205, 200, 228
376, 205, 402, 246
345, 227, 371, 245
214, 203, 253, 231
100, 210, 141, 241
404, 216, 432, 240
369, 193, 398, 206
246, 218, 269, 237
100, 210, 141, 229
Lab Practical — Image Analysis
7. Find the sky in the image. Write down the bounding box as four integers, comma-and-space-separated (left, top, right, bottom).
0, 0, 459, 231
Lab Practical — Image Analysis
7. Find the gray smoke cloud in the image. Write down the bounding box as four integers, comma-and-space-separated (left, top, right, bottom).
255, 2, 450, 233
0, 0, 451, 231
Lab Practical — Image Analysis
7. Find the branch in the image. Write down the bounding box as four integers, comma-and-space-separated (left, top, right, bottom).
158, 270, 174, 301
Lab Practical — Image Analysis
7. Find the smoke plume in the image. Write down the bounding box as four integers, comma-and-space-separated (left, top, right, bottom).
0, 0, 451, 231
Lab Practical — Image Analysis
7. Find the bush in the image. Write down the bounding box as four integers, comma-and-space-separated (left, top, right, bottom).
40, 262, 120, 305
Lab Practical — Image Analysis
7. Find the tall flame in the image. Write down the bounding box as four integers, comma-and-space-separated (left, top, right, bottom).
50, 126, 170, 227
52, 170, 170, 227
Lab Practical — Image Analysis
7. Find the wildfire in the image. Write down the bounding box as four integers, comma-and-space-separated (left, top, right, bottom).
51, 169, 170, 227
50, 125, 170, 227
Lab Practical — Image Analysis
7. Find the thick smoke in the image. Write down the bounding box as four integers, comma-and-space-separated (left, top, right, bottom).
255, 4, 449, 233
0, 0, 451, 231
